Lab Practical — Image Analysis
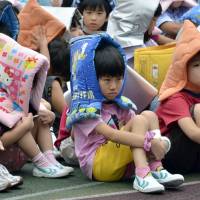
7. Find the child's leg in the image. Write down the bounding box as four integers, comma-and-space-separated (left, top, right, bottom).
139, 111, 184, 187
163, 104, 200, 173
125, 115, 149, 170
123, 115, 165, 193
32, 118, 53, 152
32, 119, 74, 174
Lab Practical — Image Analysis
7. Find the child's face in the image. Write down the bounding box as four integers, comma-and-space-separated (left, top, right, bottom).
187, 53, 200, 87
83, 7, 107, 32
70, 26, 84, 37
99, 75, 123, 100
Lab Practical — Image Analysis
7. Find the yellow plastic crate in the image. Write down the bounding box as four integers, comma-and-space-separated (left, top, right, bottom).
134, 43, 175, 89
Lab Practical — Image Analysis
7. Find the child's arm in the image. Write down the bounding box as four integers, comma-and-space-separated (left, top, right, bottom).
0, 113, 34, 147
160, 22, 183, 38
178, 105, 200, 143
95, 122, 166, 160
51, 79, 67, 114
31, 25, 50, 61
154, 34, 175, 45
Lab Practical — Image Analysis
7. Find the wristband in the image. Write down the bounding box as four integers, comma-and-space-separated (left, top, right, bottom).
144, 131, 155, 152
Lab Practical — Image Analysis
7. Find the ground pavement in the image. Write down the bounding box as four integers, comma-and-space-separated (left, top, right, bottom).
1, 163, 200, 200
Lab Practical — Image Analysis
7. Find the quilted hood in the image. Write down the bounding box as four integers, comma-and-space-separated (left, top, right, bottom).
17, 0, 66, 50
159, 20, 200, 101
0, 0, 19, 40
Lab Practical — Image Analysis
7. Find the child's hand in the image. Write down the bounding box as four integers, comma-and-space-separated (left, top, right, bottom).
150, 138, 166, 160
38, 109, 55, 125
0, 140, 4, 151
31, 25, 48, 51
20, 113, 34, 131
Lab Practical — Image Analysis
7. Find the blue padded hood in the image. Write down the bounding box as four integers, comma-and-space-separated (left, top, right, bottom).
66, 33, 137, 129
0, 1, 19, 40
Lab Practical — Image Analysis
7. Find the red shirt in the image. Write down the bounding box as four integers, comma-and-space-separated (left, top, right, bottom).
156, 90, 200, 135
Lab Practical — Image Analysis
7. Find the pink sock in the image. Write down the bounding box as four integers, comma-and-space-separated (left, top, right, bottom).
32, 152, 52, 168
43, 150, 59, 165
149, 161, 163, 171
135, 166, 150, 178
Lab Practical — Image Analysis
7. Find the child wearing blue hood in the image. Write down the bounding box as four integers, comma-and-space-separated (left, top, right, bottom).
67, 33, 184, 193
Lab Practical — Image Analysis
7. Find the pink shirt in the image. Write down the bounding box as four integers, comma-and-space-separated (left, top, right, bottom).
72, 103, 134, 179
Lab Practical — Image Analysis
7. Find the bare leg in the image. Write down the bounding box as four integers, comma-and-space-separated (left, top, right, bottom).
33, 118, 53, 152
123, 115, 149, 168
17, 131, 40, 159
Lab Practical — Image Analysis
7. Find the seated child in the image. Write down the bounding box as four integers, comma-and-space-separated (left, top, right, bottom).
66, 33, 184, 193
156, 20, 200, 174
0, 33, 74, 178
157, 0, 197, 39
43, 37, 70, 136
107, 0, 162, 67
78, 0, 113, 34
42, 6, 84, 40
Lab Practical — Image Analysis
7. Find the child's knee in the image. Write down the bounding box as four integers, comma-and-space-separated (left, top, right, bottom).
141, 110, 158, 121
193, 103, 200, 120
132, 114, 149, 129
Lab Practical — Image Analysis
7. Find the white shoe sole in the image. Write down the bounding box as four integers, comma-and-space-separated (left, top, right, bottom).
159, 178, 184, 188
33, 167, 73, 178
0, 182, 10, 191
133, 184, 165, 193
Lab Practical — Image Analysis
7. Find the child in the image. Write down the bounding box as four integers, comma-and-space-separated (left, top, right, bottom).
107, 0, 162, 67
0, 32, 74, 178
156, 20, 200, 174
156, 0, 197, 39
78, 0, 113, 34
44, 38, 70, 136
66, 33, 184, 193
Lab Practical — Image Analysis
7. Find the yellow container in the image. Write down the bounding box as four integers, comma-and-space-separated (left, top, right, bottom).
134, 43, 176, 89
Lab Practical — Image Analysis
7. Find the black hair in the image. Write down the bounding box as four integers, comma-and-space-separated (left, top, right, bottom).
79, 0, 111, 31
78, 0, 112, 17
48, 37, 70, 81
94, 41, 125, 79
71, 13, 82, 29
0, 22, 12, 37
154, 3, 162, 17
61, 0, 73, 7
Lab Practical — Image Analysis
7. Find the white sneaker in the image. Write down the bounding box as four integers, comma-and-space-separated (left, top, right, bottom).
55, 163, 74, 174
33, 164, 73, 178
0, 164, 23, 187
133, 173, 165, 193
0, 176, 10, 191
60, 137, 79, 166
151, 169, 184, 188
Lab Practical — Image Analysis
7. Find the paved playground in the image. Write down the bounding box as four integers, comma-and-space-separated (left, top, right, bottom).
1, 162, 200, 200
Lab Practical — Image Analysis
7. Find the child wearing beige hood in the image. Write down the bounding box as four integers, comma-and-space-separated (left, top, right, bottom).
156, 20, 200, 174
